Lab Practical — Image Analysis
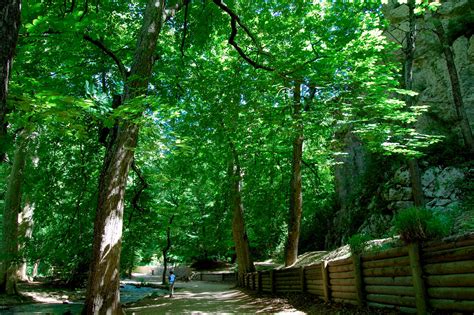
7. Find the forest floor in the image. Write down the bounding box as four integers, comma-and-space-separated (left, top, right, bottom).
0, 281, 165, 314
0, 274, 400, 314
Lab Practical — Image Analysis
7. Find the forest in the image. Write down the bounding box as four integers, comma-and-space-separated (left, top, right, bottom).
1, 0, 473, 314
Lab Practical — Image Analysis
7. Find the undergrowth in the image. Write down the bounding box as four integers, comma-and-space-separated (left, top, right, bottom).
392, 206, 451, 243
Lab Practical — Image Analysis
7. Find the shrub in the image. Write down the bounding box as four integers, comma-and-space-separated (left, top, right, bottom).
348, 233, 372, 255
393, 207, 451, 243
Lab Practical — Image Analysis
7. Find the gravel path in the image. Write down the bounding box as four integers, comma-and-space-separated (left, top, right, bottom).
124, 281, 305, 314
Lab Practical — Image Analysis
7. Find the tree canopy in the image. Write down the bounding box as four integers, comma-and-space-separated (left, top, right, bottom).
1, 0, 459, 312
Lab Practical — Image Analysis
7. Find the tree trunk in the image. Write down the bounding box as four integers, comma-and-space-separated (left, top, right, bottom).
32, 259, 40, 278
161, 215, 174, 285
161, 251, 168, 285
285, 82, 303, 266
404, 1, 425, 207
83, 0, 166, 313
127, 266, 132, 280
16, 263, 27, 282
17, 198, 35, 282
408, 159, 424, 207
0, 0, 21, 161
432, 16, 474, 153
228, 142, 255, 283
124, 246, 134, 279
0, 130, 28, 294
83, 123, 138, 314
121, 161, 148, 280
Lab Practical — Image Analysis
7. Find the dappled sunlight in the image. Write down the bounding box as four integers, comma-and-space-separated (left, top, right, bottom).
3, 1, 470, 314
124, 282, 305, 314
20, 290, 64, 304
85, 239, 123, 313
99, 207, 124, 256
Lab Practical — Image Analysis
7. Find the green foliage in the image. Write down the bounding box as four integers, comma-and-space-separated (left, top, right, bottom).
348, 233, 372, 255
299, 196, 335, 252
414, 1, 442, 15
445, 206, 474, 236
1, 0, 450, 282
335, 25, 442, 157
392, 207, 451, 243
22, 127, 101, 286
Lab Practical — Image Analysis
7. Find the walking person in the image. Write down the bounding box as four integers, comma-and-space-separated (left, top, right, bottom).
169, 270, 176, 297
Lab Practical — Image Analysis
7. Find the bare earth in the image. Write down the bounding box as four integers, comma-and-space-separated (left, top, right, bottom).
124, 281, 305, 314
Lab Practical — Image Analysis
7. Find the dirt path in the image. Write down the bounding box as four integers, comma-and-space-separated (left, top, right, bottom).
124, 281, 305, 314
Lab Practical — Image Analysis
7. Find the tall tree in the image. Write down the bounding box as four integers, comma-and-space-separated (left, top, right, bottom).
17, 197, 34, 282
405, 0, 425, 207
161, 214, 175, 285
0, 130, 29, 294
0, 0, 21, 161
0, 0, 22, 293
285, 82, 303, 266
83, 0, 171, 312
228, 140, 255, 282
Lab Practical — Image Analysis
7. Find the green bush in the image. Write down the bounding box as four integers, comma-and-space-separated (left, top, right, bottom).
393, 207, 451, 243
348, 233, 372, 254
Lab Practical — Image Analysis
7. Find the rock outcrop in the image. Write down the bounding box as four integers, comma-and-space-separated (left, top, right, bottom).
330, 1, 473, 246
383, 165, 468, 211
384, 0, 474, 140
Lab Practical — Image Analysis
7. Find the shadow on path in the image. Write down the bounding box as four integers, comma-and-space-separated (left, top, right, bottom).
125, 282, 304, 314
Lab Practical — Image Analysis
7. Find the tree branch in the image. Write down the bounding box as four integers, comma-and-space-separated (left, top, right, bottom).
180, 0, 190, 58
131, 159, 149, 202
83, 34, 128, 79
79, 0, 89, 21
304, 84, 317, 112
127, 160, 149, 228
65, 0, 76, 13
213, 0, 259, 48
302, 159, 319, 183
213, 0, 274, 72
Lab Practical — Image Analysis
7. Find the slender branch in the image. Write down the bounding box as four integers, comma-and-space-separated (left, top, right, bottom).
213, 0, 260, 48
162, 214, 176, 259
83, 34, 128, 79
213, 0, 320, 78
65, 0, 76, 13
302, 159, 319, 183
131, 161, 148, 210
79, 0, 89, 21
384, 28, 404, 46
213, 0, 274, 71
131, 159, 149, 202
180, 0, 190, 58
127, 160, 149, 228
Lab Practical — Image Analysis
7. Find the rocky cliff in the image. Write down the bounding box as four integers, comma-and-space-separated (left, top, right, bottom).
385, 0, 474, 141
329, 0, 474, 246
